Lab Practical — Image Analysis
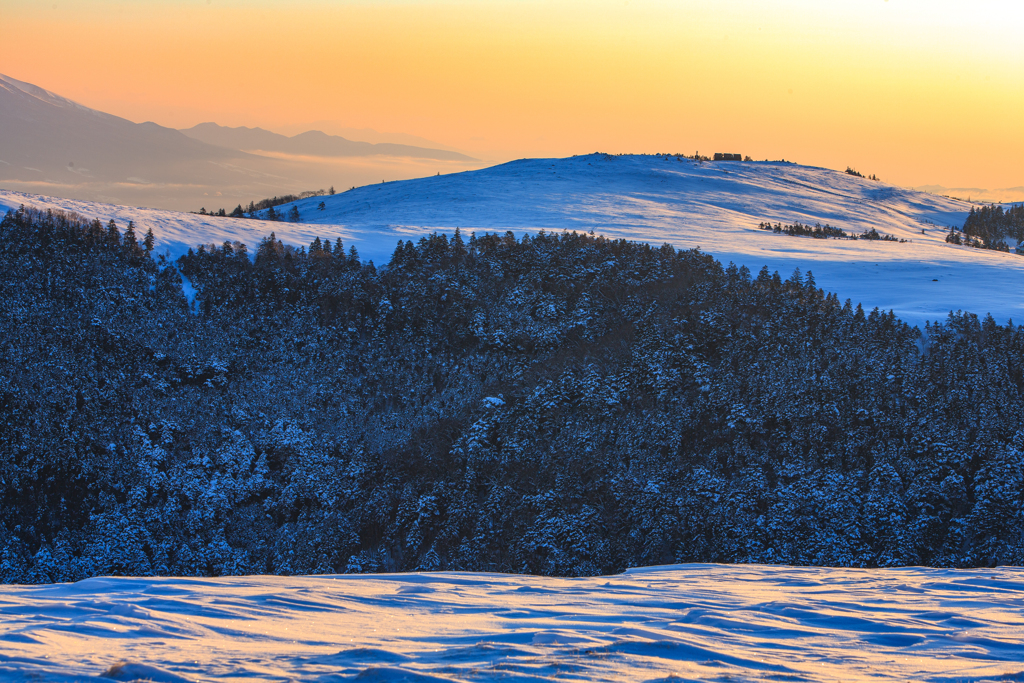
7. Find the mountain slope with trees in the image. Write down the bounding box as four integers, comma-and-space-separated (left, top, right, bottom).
2, 206, 1023, 583
8, 154, 1023, 329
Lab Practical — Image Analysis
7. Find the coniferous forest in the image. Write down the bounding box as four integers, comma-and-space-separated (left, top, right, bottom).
2, 205, 1024, 583
948, 203, 1024, 251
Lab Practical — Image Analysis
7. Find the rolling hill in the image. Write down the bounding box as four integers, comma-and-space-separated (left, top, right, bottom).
3, 153, 1018, 327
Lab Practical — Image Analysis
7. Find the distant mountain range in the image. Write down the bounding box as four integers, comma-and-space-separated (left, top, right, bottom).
0, 73, 483, 210
0, 73, 249, 187
914, 184, 1024, 204
181, 123, 475, 162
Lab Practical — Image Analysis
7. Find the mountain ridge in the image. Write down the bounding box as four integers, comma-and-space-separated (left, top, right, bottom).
181, 122, 477, 162
0, 73, 485, 210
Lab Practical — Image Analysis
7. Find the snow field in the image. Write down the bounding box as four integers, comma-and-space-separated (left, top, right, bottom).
1, 564, 1023, 682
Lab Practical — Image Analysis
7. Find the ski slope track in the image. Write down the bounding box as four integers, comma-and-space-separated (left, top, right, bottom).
1, 565, 1023, 682
3, 154, 1021, 327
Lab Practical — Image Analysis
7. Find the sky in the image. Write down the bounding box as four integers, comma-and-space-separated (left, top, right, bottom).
2, 0, 1022, 192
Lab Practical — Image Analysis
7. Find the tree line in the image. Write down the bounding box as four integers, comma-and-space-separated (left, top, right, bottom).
759, 221, 907, 242
195, 186, 336, 221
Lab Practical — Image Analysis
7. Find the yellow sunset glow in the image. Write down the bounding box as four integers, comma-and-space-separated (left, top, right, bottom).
2, 0, 1022, 190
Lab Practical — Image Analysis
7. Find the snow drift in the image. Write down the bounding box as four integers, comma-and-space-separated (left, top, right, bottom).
1, 565, 1022, 682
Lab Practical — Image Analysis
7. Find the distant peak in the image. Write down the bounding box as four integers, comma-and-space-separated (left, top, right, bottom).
0, 72, 117, 122
185, 122, 274, 135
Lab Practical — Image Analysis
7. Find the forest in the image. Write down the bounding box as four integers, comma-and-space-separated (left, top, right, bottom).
1, 205, 1023, 583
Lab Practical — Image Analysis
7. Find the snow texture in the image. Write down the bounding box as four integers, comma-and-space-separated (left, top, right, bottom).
1, 154, 1020, 327
1, 565, 1023, 682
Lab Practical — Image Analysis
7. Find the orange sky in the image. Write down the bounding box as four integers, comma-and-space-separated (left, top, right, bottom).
3, 0, 1022, 191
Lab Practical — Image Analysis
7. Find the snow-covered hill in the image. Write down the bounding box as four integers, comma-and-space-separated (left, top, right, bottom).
4, 154, 1022, 326
2, 564, 1022, 682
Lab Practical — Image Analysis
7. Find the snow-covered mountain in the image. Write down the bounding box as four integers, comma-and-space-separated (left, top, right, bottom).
0, 73, 274, 182
2, 565, 1022, 682
5, 154, 1024, 683
3, 153, 1019, 327
0, 74, 484, 211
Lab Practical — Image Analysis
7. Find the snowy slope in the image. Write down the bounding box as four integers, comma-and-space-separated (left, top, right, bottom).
1, 564, 1022, 682
0, 188, 332, 264
4, 154, 1021, 326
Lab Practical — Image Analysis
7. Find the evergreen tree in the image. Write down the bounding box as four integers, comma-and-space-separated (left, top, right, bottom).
88, 218, 104, 243
123, 220, 138, 252
106, 219, 120, 246
452, 227, 466, 257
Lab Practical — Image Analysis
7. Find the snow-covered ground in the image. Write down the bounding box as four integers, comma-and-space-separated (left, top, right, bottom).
2, 564, 1022, 682
3, 154, 1022, 327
